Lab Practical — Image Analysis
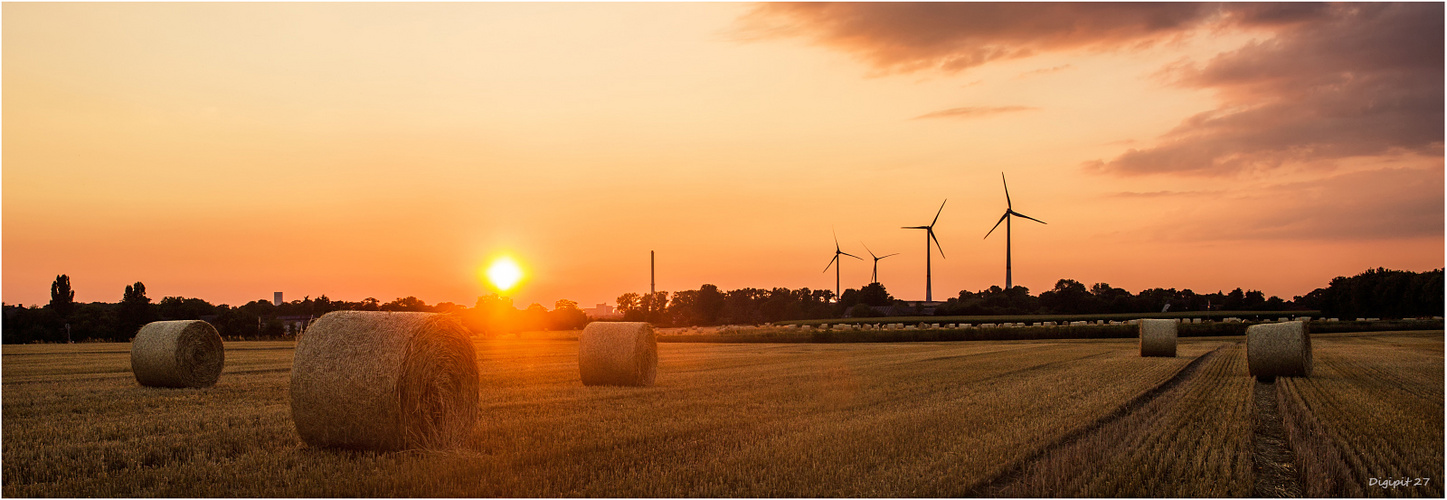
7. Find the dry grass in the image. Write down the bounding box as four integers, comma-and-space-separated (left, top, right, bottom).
5, 337, 1195, 496
988, 340, 1254, 496
1277, 331, 1444, 497
2, 331, 1439, 496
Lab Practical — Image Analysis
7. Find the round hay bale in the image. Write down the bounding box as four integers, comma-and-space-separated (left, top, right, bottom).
1138, 319, 1177, 357
579, 322, 657, 387
1246, 320, 1312, 381
130, 320, 225, 388
289, 311, 479, 451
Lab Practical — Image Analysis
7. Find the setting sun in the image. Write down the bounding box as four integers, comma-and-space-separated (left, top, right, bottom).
485, 257, 525, 292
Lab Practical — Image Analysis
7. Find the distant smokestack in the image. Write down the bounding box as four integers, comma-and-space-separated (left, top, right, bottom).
650, 251, 655, 295
274, 292, 283, 306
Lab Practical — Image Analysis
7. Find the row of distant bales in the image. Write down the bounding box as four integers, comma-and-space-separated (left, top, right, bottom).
130, 311, 1310, 452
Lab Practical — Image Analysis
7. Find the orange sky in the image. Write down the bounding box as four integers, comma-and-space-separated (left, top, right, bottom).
4, 3, 1443, 309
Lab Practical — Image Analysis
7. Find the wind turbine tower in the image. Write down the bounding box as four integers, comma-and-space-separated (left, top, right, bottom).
823, 230, 863, 301
902, 199, 947, 302
862, 243, 899, 284
984, 173, 1046, 290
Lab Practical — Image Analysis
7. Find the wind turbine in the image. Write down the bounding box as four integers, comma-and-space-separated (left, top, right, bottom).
823, 230, 862, 301
983, 173, 1046, 290
902, 199, 947, 302
861, 242, 899, 284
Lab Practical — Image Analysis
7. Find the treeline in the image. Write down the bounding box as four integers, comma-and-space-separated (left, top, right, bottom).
618, 267, 1443, 327
1314, 267, 1444, 319
2, 276, 588, 344
6, 267, 1440, 343
613, 280, 1309, 326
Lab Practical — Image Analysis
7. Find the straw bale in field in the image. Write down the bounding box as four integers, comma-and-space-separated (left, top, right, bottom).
131, 320, 225, 388
1138, 319, 1177, 357
290, 311, 479, 451
1246, 321, 1312, 381
579, 322, 657, 387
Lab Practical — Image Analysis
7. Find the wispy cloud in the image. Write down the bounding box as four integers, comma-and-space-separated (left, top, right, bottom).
1016, 64, 1072, 79
738, 3, 1225, 74
741, 3, 1443, 177
913, 105, 1036, 120
1099, 4, 1444, 176
1106, 190, 1223, 199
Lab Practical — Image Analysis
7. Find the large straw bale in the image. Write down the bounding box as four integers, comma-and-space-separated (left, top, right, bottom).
290, 311, 479, 451
579, 322, 657, 386
1138, 319, 1177, 357
130, 320, 225, 388
1246, 321, 1312, 381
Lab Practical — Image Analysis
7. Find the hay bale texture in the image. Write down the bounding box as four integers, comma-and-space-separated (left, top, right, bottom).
1138, 319, 1177, 357
1246, 321, 1312, 380
290, 311, 479, 451
131, 320, 225, 388
579, 322, 657, 386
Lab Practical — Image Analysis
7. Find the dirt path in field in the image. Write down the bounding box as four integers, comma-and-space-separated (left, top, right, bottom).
1251, 379, 1304, 497
965, 344, 1227, 496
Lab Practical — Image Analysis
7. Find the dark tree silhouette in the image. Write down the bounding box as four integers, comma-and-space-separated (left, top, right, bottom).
116, 282, 155, 340
49, 274, 76, 319
1321, 268, 1444, 319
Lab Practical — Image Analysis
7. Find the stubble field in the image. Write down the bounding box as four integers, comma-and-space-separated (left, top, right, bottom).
2, 330, 1441, 497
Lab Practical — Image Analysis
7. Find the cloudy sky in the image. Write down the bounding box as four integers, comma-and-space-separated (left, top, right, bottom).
4, 3, 1442, 309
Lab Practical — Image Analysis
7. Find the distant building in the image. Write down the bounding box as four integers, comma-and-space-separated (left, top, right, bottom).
900, 301, 943, 315
279, 315, 313, 336
584, 303, 621, 319
274, 292, 283, 306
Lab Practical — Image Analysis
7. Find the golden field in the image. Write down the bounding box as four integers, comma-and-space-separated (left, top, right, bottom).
2, 331, 1440, 497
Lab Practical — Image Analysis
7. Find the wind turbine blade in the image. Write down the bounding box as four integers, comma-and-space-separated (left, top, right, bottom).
832, 228, 841, 250
823, 255, 838, 273
1011, 210, 1047, 225
930, 230, 946, 259
902, 226, 928, 230
930, 199, 947, 227
1002, 172, 1012, 209
861, 241, 877, 259
881, 252, 900, 259
840, 251, 863, 260
984, 212, 1009, 239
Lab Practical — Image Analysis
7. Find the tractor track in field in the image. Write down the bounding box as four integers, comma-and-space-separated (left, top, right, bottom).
964, 343, 1228, 497
1251, 379, 1304, 497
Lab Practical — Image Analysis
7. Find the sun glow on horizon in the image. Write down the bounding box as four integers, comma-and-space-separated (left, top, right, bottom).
485, 256, 525, 292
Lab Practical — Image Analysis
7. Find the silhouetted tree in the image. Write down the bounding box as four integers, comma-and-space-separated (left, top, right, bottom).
382, 296, 429, 312
1321, 268, 1444, 318
212, 305, 260, 339
116, 282, 156, 340
1039, 279, 1093, 313
548, 299, 588, 330
49, 274, 76, 319
857, 282, 894, 307
157, 296, 216, 320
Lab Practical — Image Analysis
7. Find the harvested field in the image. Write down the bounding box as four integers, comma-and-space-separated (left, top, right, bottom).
983, 342, 1255, 496
1277, 330, 1444, 497
1, 332, 1440, 496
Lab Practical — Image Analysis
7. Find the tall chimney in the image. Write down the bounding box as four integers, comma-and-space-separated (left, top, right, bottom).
650, 250, 655, 295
